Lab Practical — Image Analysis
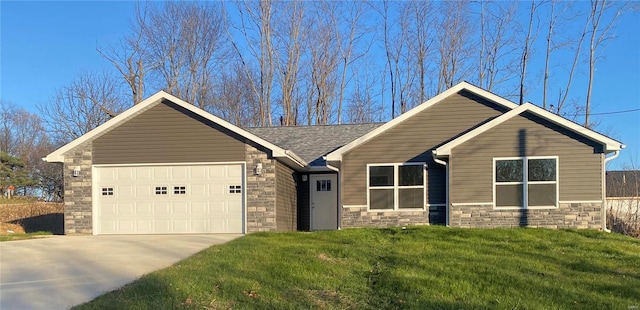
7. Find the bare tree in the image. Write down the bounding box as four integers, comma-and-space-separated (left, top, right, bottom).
477, 1, 519, 92
38, 70, 126, 143
436, 1, 474, 93
347, 72, 382, 124
323, 1, 368, 124
518, 1, 542, 105
213, 62, 261, 127
273, 0, 306, 126
585, 0, 625, 127
553, 3, 590, 115
97, 3, 148, 106
230, 0, 276, 126
137, 2, 227, 109
305, 3, 340, 125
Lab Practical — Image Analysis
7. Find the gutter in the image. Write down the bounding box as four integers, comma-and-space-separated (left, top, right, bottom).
283, 150, 308, 168
432, 151, 450, 227
323, 157, 342, 230
602, 150, 620, 233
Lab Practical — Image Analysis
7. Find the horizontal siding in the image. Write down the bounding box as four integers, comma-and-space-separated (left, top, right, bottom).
93, 100, 245, 164
451, 111, 603, 203
276, 161, 297, 231
342, 90, 507, 206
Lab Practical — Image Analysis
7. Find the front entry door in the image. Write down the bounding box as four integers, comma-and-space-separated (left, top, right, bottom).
310, 174, 338, 230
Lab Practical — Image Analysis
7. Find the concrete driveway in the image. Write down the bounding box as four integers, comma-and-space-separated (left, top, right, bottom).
0, 234, 241, 310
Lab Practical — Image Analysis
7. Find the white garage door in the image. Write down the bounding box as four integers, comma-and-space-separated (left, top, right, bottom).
95, 164, 243, 234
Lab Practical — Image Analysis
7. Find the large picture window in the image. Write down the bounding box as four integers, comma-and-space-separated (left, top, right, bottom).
368, 163, 425, 210
494, 157, 558, 208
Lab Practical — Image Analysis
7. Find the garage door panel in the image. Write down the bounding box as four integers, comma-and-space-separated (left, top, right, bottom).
156, 219, 171, 232
118, 185, 135, 198
228, 165, 242, 178
135, 167, 152, 180
97, 164, 244, 234
118, 203, 134, 215
210, 166, 225, 178
118, 168, 135, 180
137, 219, 153, 231
154, 167, 171, 179
190, 184, 207, 196
136, 203, 152, 214
191, 201, 208, 214
191, 167, 207, 179
174, 166, 191, 179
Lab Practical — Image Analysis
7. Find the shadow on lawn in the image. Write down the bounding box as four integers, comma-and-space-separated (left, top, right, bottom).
9, 213, 64, 235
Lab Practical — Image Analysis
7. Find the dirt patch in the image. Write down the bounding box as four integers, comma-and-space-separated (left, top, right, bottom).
0, 202, 64, 235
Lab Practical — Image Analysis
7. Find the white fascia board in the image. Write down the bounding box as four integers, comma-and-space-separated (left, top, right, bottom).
44, 91, 305, 168
325, 81, 519, 161
523, 104, 624, 151
434, 103, 624, 157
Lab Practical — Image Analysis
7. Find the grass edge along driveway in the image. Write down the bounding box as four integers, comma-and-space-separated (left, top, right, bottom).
75, 227, 640, 310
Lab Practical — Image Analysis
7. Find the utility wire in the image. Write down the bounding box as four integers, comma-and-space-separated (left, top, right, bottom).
571, 107, 640, 116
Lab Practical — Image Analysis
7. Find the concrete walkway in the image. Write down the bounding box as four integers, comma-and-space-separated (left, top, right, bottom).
0, 234, 241, 310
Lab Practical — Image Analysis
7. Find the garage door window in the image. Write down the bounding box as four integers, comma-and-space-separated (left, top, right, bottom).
101, 187, 114, 196
155, 186, 167, 195
174, 186, 186, 195
229, 185, 242, 194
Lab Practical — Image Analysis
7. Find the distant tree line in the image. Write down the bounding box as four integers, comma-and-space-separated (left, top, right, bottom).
1, 0, 633, 200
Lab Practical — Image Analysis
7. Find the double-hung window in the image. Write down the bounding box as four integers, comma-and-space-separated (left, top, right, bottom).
368, 163, 425, 210
494, 157, 558, 208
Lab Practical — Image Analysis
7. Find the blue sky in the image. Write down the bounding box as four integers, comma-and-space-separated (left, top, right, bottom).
1, 1, 639, 169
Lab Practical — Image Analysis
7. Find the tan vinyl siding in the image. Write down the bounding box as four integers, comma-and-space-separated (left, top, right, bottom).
276, 161, 297, 231
93, 100, 245, 164
450, 111, 604, 203
342, 90, 508, 206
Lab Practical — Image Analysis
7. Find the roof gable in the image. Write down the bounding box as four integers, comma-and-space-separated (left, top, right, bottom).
325, 81, 519, 161
44, 91, 306, 168
434, 103, 625, 156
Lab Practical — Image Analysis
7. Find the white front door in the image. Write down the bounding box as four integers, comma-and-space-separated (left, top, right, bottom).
310, 174, 338, 230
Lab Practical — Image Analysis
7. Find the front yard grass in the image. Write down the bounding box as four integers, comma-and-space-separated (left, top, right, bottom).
0, 231, 51, 242
75, 227, 640, 309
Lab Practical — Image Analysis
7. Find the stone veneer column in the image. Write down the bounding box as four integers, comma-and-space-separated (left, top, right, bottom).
63, 142, 93, 234
245, 144, 277, 232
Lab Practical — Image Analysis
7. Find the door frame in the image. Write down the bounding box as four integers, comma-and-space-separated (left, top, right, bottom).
309, 174, 338, 230
91, 162, 247, 235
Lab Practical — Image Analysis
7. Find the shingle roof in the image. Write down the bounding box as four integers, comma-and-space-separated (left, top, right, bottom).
245, 123, 384, 166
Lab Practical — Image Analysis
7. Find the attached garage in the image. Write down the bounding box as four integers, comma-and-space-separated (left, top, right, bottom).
45, 91, 304, 235
95, 164, 244, 234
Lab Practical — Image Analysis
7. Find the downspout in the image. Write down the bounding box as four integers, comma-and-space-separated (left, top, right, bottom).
324, 158, 342, 230
432, 151, 450, 227
602, 150, 620, 233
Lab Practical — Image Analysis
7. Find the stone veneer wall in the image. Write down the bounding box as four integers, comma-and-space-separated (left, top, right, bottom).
245, 143, 278, 232
449, 202, 602, 229
63, 142, 93, 234
341, 206, 446, 228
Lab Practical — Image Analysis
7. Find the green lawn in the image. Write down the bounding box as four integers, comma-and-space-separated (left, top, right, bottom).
75, 227, 640, 310
0, 231, 51, 242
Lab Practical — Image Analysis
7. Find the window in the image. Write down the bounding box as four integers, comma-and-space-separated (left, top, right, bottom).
155, 186, 167, 195
494, 157, 558, 208
229, 185, 242, 194
368, 163, 425, 210
173, 186, 186, 195
316, 180, 332, 192
101, 187, 114, 196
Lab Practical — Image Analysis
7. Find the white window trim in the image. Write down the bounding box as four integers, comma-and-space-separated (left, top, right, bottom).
367, 162, 426, 211
493, 156, 559, 209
